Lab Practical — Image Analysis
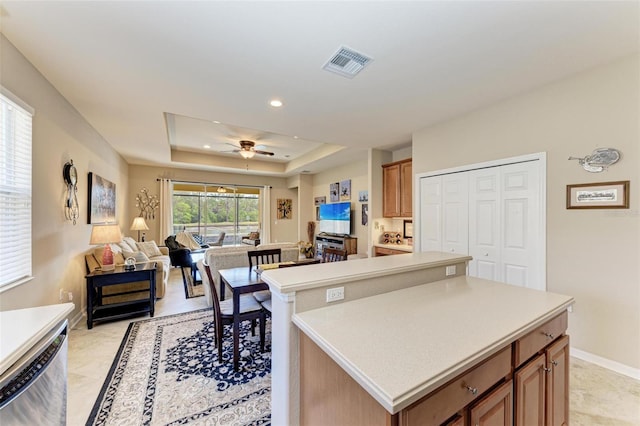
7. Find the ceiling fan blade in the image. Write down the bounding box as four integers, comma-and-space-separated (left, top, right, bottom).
255, 150, 275, 156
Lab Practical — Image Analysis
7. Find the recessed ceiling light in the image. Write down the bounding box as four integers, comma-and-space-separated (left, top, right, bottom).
203, 144, 211, 149
212, 120, 220, 124
293, 136, 299, 139
270, 99, 283, 107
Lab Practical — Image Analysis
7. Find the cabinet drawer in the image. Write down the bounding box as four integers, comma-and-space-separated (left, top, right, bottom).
514, 311, 567, 367
374, 246, 407, 256
400, 346, 512, 426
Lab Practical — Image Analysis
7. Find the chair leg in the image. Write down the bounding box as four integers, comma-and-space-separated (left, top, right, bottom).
259, 312, 266, 352
216, 322, 223, 362
251, 319, 256, 336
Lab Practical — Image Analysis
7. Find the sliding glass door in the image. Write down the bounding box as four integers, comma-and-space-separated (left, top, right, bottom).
172, 184, 260, 245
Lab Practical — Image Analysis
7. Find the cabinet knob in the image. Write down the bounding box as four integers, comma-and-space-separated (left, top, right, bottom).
543, 367, 552, 374
450, 248, 455, 252
484, 252, 489, 256
464, 385, 478, 395
551, 360, 558, 366
542, 331, 555, 339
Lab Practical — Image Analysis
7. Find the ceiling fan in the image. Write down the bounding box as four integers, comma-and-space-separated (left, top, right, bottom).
233, 140, 274, 159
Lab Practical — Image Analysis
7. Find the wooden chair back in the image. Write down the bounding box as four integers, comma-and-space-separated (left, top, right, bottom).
322, 247, 348, 263
248, 248, 282, 270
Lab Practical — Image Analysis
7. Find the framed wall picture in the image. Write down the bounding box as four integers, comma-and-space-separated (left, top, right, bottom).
362, 203, 368, 226
330, 182, 339, 202
87, 172, 116, 224
277, 198, 293, 219
314, 196, 326, 205
358, 190, 368, 202
340, 179, 351, 201
566, 181, 630, 209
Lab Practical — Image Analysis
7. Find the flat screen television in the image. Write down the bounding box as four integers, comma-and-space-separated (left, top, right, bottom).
318, 201, 351, 235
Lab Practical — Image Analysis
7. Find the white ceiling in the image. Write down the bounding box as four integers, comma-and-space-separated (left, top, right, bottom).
1, 1, 638, 176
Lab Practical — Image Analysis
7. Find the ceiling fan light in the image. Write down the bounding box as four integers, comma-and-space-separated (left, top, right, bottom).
240, 150, 255, 159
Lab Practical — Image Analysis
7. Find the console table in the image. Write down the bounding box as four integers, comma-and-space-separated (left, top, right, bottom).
85, 262, 156, 329
315, 234, 357, 258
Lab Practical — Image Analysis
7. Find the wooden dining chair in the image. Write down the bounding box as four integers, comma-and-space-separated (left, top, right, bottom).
322, 247, 348, 263
249, 248, 281, 306
203, 260, 266, 362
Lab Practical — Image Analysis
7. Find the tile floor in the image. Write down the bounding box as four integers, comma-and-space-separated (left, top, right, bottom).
67, 268, 640, 425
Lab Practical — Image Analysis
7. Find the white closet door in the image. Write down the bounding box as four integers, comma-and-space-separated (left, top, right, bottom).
420, 176, 443, 251
468, 168, 500, 281
442, 173, 469, 255
500, 161, 541, 290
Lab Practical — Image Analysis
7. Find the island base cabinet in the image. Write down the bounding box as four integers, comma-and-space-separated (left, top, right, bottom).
515, 335, 570, 426
299, 333, 397, 426
469, 380, 513, 426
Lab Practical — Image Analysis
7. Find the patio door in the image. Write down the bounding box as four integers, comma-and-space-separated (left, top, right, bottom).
172, 183, 261, 245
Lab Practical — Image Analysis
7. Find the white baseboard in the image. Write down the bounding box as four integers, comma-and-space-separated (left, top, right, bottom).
571, 347, 640, 381
69, 309, 84, 330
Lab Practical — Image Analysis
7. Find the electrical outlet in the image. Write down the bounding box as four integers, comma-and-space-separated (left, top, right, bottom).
59, 289, 65, 301
446, 265, 456, 276
67, 291, 73, 301
326, 287, 344, 302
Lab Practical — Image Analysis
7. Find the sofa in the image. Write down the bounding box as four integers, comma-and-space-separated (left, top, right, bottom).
241, 231, 261, 246
85, 237, 171, 300
197, 242, 299, 307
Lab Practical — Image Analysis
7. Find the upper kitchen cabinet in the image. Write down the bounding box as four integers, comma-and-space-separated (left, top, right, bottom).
382, 158, 412, 217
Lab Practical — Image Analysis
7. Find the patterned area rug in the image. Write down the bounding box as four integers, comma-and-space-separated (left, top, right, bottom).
87, 309, 271, 425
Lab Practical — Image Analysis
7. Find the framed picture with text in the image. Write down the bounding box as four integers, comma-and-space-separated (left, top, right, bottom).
566, 181, 629, 209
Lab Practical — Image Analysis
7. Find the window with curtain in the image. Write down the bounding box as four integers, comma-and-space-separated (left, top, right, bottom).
172, 184, 261, 245
0, 90, 33, 290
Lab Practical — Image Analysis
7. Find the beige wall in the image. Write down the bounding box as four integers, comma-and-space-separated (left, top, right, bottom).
0, 35, 129, 320
413, 54, 640, 370
127, 165, 298, 244
311, 160, 369, 255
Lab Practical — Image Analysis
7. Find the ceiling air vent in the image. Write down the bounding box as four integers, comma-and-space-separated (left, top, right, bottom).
322, 46, 373, 79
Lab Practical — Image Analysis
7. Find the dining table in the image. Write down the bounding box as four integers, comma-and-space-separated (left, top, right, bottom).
217, 258, 322, 370
217, 265, 269, 371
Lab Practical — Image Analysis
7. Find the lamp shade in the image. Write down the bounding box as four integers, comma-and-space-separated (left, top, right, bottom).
89, 224, 122, 245
130, 217, 149, 231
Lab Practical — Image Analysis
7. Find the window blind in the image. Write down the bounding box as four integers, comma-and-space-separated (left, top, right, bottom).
0, 91, 33, 289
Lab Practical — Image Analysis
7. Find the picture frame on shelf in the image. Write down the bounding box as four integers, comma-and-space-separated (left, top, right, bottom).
566, 180, 629, 209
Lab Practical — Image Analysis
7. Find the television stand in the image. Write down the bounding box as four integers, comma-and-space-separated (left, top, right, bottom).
315, 234, 357, 258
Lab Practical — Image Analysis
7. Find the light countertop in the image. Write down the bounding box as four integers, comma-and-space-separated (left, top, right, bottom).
373, 243, 413, 252
293, 276, 573, 414
262, 251, 470, 294
0, 303, 74, 376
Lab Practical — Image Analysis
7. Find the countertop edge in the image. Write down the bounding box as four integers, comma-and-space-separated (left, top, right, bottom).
264, 252, 472, 294
0, 303, 75, 376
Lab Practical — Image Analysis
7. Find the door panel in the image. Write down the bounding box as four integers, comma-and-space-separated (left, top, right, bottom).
501, 162, 541, 290
420, 176, 442, 251
442, 173, 468, 254
469, 168, 500, 280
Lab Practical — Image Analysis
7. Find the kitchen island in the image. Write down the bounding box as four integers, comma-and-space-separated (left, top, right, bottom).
293, 276, 573, 425
262, 251, 471, 425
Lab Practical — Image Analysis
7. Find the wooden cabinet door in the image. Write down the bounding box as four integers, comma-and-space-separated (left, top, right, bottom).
515, 353, 546, 426
546, 335, 570, 426
383, 163, 401, 217
469, 380, 513, 426
400, 160, 413, 217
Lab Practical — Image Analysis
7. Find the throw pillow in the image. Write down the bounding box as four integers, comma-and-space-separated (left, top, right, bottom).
122, 237, 138, 252
131, 251, 150, 263
136, 240, 163, 258
249, 232, 260, 240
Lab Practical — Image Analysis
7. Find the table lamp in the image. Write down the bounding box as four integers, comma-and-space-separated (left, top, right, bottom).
90, 223, 122, 271
130, 216, 149, 242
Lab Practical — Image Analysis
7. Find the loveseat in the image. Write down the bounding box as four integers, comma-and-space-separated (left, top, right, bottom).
196, 242, 299, 307
85, 237, 171, 300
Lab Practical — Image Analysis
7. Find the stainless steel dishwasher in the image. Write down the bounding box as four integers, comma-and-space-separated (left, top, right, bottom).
0, 319, 68, 425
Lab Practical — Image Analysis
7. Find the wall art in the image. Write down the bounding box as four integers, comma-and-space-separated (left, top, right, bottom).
358, 190, 368, 202
314, 196, 326, 205
277, 198, 292, 219
340, 179, 351, 201
88, 172, 116, 224
361, 203, 368, 226
566, 180, 629, 209
329, 182, 339, 202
